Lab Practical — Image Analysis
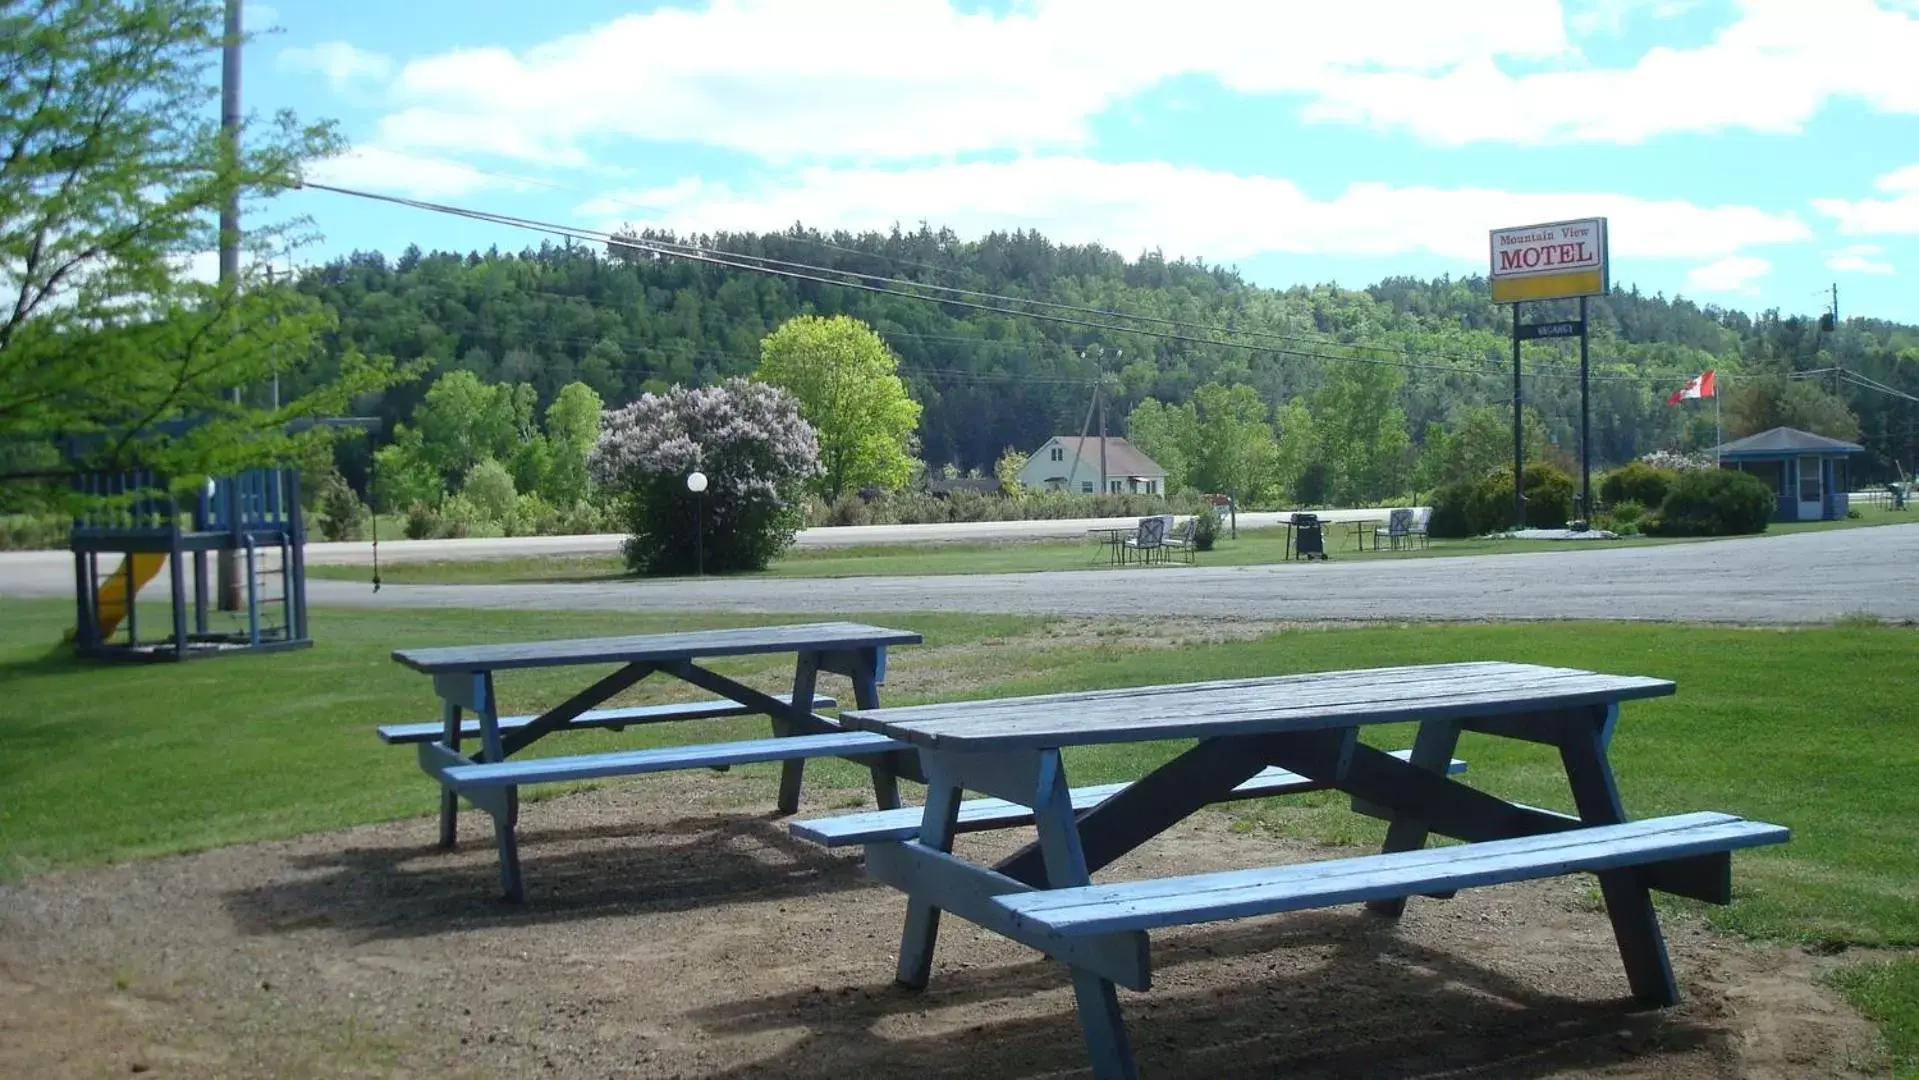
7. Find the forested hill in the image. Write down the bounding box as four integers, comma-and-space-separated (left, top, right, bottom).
290, 226, 1919, 483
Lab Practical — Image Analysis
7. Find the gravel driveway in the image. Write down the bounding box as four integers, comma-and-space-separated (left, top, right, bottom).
284, 525, 1919, 625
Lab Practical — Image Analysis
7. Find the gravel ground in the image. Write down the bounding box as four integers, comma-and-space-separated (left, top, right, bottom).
0, 772, 1885, 1080
280, 525, 1919, 625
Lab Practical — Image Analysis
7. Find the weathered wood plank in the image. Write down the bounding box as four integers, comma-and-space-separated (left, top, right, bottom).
442, 730, 905, 788
377, 695, 841, 744
841, 663, 1673, 750
996, 814, 1789, 936
790, 753, 1470, 847
392, 622, 922, 673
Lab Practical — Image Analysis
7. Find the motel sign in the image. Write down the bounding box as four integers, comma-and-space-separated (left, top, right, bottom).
1488, 218, 1609, 304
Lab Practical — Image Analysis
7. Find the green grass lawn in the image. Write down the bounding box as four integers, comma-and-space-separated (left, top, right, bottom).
2, 600, 1913, 1071
308, 503, 1915, 586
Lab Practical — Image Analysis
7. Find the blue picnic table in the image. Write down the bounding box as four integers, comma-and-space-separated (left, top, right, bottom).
797, 660, 1789, 1080
382, 621, 922, 902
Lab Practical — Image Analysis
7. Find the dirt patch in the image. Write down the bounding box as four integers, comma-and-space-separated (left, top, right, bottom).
0, 772, 1884, 1079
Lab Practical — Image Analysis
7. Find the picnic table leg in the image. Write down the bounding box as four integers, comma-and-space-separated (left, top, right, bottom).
853, 646, 902, 811
1030, 750, 1137, 1080
776, 653, 821, 815
1556, 704, 1680, 1007
437, 699, 462, 849
895, 770, 965, 989
475, 672, 525, 904
1365, 717, 1464, 916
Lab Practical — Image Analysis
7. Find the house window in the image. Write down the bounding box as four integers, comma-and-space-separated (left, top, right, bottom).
1081, 481, 1094, 493
1110, 479, 1123, 494
1147, 480, 1158, 495
1050, 447, 1064, 462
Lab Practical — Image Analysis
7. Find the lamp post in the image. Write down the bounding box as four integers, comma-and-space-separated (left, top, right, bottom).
686, 470, 707, 577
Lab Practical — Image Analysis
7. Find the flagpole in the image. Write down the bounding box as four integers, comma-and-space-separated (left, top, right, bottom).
1715, 372, 1722, 466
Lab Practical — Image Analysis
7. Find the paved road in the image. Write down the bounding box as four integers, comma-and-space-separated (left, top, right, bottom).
0, 508, 1390, 578
281, 524, 1918, 625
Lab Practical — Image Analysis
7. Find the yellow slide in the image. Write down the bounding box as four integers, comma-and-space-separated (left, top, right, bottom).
93, 553, 168, 638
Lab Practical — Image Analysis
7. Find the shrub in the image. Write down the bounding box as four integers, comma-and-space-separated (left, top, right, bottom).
0, 514, 69, 550
438, 493, 486, 538
508, 492, 559, 537
1600, 462, 1676, 510
312, 469, 369, 542
461, 458, 518, 526
590, 379, 821, 575
1608, 498, 1648, 526
1645, 469, 1774, 537
820, 494, 872, 527
403, 500, 443, 540
555, 500, 613, 536
1192, 507, 1220, 551
1428, 464, 1573, 537
1426, 482, 1477, 539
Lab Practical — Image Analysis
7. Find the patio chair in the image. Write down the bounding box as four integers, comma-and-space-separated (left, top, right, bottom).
1374, 507, 1430, 551
1124, 515, 1168, 565
1162, 517, 1198, 563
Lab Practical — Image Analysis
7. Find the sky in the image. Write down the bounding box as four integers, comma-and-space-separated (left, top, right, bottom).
252, 0, 1919, 322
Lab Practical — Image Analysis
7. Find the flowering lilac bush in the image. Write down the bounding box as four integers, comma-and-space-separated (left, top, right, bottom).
590, 380, 822, 575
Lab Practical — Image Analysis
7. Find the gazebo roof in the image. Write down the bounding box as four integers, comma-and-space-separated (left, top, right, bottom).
1710, 426, 1863, 459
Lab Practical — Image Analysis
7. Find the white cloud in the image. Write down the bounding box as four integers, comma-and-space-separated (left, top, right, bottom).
278, 41, 393, 92
581, 157, 1810, 268
1306, 0, 1919, 146
301, 146, 529, 199
1567, 0, 1705, 37
1824, 243, 1895, 274
348, 0, 1919, 164
371, 0, 1564, 163
1814, 162, 1919, 235
1686, 255, 1771, 293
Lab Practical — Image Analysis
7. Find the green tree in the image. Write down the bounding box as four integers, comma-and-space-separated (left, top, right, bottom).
542, 381, 604, 506
1443, 405, 1550, 485
0, 0, 393, 481
1726, 375, 1860, 441
1313, 361, 1411, 504
411, 371, 522, 484
460, 457, 517, 526
1273, 400, 1319, 503
1123, 397, 1190, 493
1412, 421, 1453, 495
994, 446, 1029, 497
756, 315, 921, 499
1184, 383, 1279, 505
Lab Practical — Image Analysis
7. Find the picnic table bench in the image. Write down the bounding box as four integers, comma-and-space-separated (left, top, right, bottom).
386, 621, 922, 902
797, 661, 1788, 1079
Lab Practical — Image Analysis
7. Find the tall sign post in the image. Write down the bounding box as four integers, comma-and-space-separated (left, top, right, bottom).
1489, 217, 1610, 525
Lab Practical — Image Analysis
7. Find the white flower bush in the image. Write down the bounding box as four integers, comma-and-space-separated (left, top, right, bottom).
590, 380, 822, 575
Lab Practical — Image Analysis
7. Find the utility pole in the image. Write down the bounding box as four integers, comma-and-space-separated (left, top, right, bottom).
1096, 348, 1109, 496
1512, 304, 1525, 527
1578, 295, 1592, 520
216, 0, 244, 612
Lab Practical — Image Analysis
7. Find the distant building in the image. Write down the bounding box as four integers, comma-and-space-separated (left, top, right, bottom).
1017, 436, 1167, 495
1710, 426, 1863, 522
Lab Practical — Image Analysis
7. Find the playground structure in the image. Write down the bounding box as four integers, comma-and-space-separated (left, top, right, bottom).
69, 462, 311, 662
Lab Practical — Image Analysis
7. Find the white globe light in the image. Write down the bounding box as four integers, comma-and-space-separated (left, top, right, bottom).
686, 471, 708, 493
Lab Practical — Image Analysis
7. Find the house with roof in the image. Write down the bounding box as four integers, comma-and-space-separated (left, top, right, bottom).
1711, 426, 1864, 522
1017, 436, 1168, 495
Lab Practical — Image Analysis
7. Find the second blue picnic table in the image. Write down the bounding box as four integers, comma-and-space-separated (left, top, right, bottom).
382, 621, 922, 902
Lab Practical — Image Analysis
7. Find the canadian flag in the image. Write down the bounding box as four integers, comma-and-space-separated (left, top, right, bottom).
1668, 370, 1716, 405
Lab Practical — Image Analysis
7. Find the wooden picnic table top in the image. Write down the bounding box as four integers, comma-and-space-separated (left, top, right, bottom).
391, 621, 922, 674
841, 661, 1673, 750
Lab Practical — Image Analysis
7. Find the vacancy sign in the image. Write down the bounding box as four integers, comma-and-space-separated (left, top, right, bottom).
1489, 217, 1609, 303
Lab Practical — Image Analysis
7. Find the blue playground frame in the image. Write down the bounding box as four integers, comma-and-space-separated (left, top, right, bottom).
68, 463, 311, 662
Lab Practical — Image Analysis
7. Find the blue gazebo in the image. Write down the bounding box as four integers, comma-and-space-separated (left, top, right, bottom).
1711, 427, 1863, 522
